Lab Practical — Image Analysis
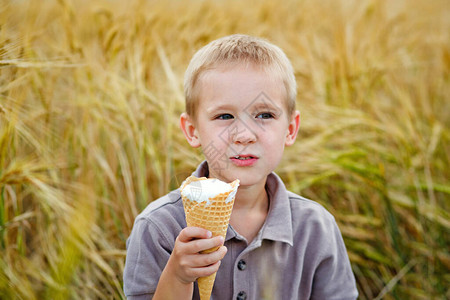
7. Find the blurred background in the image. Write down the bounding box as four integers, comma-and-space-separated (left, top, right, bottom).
0, 0, 448, 299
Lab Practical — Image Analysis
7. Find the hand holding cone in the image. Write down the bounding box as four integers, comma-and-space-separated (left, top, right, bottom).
180, 176, 239, 300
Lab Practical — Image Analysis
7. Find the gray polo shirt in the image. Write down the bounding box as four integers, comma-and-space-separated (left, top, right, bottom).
124, 161, 358, 299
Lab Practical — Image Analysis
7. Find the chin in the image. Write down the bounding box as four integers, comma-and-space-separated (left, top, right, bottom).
227, 171, 268, 187
209, 162, 271, 184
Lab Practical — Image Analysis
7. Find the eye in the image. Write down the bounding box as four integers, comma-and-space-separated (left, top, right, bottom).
216, 113, 234, 120
256, 112, 274, 119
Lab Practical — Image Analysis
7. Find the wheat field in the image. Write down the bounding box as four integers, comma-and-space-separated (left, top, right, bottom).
0, 0, 449, 299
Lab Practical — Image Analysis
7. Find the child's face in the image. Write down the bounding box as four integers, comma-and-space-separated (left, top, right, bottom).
181, 64, 300, 187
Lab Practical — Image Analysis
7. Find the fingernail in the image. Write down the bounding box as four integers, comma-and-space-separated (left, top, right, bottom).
206, 231, 212, 238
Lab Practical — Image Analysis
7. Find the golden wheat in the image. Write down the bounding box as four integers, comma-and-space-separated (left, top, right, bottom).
0, 0, 448, 299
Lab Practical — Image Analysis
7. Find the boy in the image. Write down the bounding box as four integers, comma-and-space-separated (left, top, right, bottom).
123, 34, 358, 299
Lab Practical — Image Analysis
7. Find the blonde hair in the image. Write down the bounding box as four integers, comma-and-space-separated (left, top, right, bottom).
184, 34, 297, 119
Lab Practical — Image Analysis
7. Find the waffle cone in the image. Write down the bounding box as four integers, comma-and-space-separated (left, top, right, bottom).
180, 176, 239, 300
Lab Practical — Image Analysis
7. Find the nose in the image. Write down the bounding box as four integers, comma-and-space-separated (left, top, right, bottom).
228, 118, 256, 144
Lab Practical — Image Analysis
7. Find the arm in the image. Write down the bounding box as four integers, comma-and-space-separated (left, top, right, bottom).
153, 227, 227, 300
311, 218, 358, 300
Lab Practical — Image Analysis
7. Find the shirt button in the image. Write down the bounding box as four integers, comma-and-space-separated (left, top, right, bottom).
237, 259, 247, 271
237, 291, 247, 300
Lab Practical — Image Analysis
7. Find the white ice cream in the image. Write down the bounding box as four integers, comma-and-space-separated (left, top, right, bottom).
181, 178, 239, 205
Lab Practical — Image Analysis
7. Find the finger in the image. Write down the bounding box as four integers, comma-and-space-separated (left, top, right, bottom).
192, 260, 222, 278
177, 226, 212, 243
189, 245, 228, 268
185, 236, 224, 254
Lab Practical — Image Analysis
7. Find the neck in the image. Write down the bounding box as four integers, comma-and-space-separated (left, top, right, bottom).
229, 178, 270, 243
233, 179, 269, 212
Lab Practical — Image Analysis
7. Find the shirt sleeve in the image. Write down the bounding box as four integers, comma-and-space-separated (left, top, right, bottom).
310, 216, 359, 300
123, 217, 173, 298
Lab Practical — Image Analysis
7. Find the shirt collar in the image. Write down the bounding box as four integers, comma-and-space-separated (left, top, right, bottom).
192, 161, 294, 246
192, 160, 210, 178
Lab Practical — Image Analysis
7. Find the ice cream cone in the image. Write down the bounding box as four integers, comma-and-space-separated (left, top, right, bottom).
180, 176, 239, 300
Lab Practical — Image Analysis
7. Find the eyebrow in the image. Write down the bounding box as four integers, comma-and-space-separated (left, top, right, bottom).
205, 103, 235, 114
248, 102, 282, 114
204, 99, 283, 115
250, 102, 278, 110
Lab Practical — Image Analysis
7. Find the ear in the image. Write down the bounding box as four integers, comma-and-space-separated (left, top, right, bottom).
285, 110, 300, 146
180, 112, 201, 148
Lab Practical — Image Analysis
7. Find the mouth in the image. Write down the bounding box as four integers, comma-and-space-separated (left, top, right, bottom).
231, 154, 258, 160
230, 154, 259, 166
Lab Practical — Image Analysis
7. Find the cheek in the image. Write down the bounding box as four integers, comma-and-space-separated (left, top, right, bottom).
199, 130, 228, 155
266, 125, 288, 142
262, 134, 284, 153
265, 129, 288, 154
